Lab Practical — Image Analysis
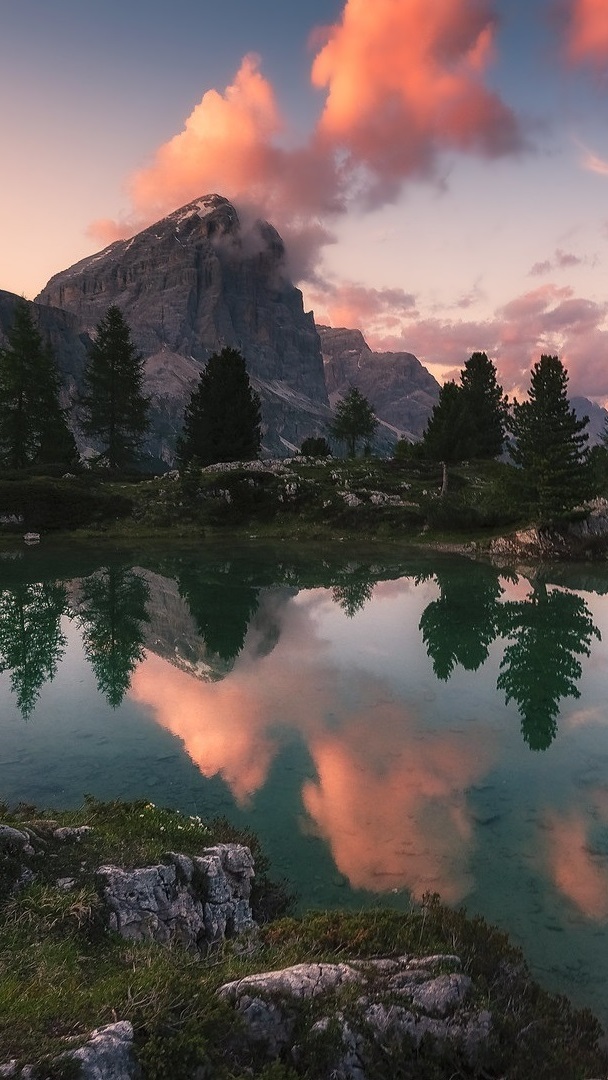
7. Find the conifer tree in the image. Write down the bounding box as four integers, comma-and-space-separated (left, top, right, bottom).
329, 386, 377, 457
177, 347, 261, 467
80, 306, 149, 471
420, 381, 468, 465
509, 355, 591, 522
459, 351, 506, 458
0, 299, 77, 469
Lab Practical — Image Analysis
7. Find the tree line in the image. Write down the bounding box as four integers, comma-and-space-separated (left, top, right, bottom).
0, 300, 597, 524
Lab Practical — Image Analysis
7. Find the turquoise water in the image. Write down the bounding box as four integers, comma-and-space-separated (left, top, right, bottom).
1, 545, 608, 1025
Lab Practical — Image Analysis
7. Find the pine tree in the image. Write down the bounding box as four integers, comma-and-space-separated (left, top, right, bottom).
0, 299, 77, 470
509, 355, 591, 523
329, 386, 377, 457
176, 347, 261, 467
459, 351, 506, 458
80, 306, 150, 471
420, 381, 468, 465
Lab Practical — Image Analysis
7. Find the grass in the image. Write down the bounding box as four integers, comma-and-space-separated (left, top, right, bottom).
1, 801, 607, 1078
0, 457, 535, 549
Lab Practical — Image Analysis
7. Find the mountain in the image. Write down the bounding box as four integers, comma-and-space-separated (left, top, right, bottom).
318, 325, 440, 441
571, 396, 608, 447
0, 196, 443, 461
0, 289, 91, 397
36, 195, 331, 459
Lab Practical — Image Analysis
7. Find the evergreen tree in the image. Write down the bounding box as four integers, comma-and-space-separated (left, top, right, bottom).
459, 351, 506, 458
509, 355, 591, 523
0, 300, 77, 470
420, 381, 468, 465
177, 347, 261, 467
80, 306, 150, 470
329, 386, 377, 457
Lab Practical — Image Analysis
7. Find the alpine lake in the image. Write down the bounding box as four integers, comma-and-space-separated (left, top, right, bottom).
2, 541, 608, 1028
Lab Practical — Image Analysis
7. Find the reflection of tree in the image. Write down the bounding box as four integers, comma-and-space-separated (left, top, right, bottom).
78, 568, 150, 707
418, 564, 504, 679
0, 582, 67, 718
498, 584, 600, 751
331, 578, 375, 618
177, 569, 259, 662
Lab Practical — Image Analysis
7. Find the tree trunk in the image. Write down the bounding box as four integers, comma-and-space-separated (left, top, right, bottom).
440, 461, 448, 497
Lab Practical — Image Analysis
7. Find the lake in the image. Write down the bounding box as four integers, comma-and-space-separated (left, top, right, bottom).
1, 543, 608, 1026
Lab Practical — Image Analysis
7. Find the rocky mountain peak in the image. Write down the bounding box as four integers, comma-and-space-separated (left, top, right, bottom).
317, 324, 440, 441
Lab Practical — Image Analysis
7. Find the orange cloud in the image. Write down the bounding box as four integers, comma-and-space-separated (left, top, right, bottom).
547, 803, 608, 920
568, 0, 608, 64
311, 0, 523, 204
90, 2, 523, 279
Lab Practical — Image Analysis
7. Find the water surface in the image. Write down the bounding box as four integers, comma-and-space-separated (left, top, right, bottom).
1, 545, 608, 1025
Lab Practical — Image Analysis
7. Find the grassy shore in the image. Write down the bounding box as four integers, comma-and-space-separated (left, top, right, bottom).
1, 798, 607, 1079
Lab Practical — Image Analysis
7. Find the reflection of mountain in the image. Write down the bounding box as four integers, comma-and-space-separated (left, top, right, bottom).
137, 569, 292, 680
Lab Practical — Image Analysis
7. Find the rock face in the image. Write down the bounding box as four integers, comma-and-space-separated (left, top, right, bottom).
96, 843, 255, 949
318, 324, 440, 440
218, 954, 492, 1078
36, 195, 332, 459
0, 289, 91, 402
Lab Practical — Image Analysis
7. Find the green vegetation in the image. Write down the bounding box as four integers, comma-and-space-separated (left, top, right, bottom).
177, 347, 262, 468
0, 299, 78, 471
329, 385, 377, 457
0, 799, 606, 1078
80, 306, 150, 471
420, 353, 507, 467
509, 354, 591, 524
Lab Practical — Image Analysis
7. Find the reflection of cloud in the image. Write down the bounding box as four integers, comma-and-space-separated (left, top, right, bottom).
130, 588, 490, 901
564, 705, 605, 730
303, 703, 489, 901
547, 800, 608, 920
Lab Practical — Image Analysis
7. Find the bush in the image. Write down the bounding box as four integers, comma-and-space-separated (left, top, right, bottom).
0, 478, 133, 531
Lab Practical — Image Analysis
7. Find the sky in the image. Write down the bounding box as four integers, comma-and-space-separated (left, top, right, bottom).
2, 0, 608, 399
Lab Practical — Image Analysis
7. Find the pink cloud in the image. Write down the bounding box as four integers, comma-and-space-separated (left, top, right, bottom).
89, 1, 524, 280
566, 0, 608, 65
311, 0, 524, 205
529, 249, 584, 276
311, 278, 608, 399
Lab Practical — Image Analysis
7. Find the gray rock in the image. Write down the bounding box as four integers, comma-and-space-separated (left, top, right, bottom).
0, 826, 34, 857
1, 1022, 139, 1080
97, 843, 255, 949
219, 961, 360, 1004
218, 954, 493, 1078
53, 826, 92, 843
63, 1021, 139, 1080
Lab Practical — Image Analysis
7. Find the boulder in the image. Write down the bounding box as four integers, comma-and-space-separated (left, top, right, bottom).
96, 843, 255, 949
